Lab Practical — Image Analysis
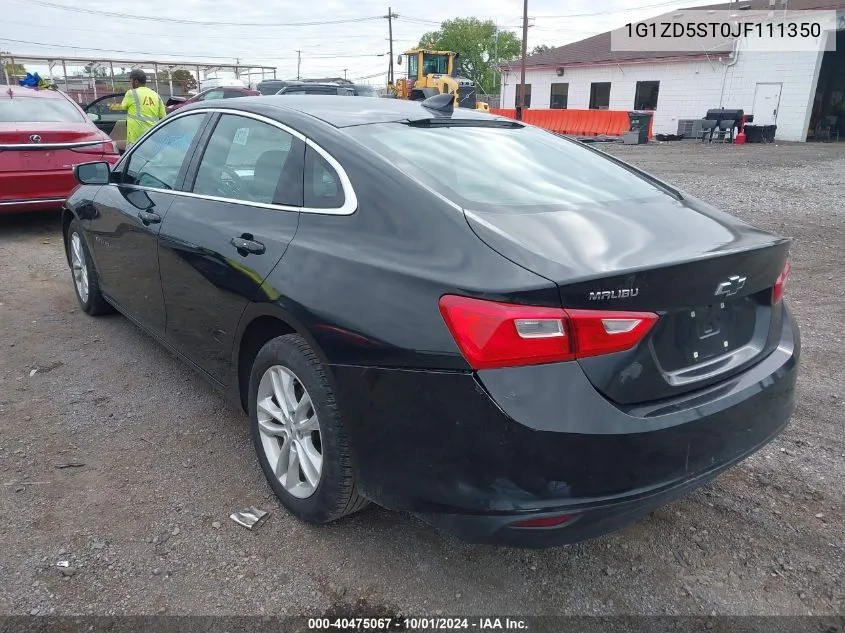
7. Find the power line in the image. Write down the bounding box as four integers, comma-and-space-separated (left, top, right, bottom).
0, 37, 389, 61
399, 1, 699, 27
20, 0, 384, 27
0, 19, 413, 44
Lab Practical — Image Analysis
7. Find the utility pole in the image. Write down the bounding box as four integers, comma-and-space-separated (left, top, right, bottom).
517, 0, 529, 120
385, 6, 398, 84
296, 50, 301, 80
343, 68, 348, 79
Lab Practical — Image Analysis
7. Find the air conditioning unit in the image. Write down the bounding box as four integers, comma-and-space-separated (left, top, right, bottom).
677, 118, 706, 139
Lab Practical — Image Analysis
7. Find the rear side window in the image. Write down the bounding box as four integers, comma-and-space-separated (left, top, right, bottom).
304, 146, 344, 209
192, 113, 304, 206
0, 97, 85, 123
344, 123, 666, 211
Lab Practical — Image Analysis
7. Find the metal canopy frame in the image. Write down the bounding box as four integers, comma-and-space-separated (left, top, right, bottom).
0, 53, 277, 93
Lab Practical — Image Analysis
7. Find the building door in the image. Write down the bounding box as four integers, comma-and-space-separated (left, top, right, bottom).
752, 83, 782, 126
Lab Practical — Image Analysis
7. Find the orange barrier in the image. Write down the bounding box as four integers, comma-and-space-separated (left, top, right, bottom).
489, 108, 653, 139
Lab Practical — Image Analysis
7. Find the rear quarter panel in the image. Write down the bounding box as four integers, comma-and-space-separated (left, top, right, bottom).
249, 121, 560, 370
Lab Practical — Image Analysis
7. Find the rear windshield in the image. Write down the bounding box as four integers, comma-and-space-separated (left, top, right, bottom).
258, 83, 284, 95
0, 97, 85, 123
344, 123, 667, 212
354, 85, 380, 97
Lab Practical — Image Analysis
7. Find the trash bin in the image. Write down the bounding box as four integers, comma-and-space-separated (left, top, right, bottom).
744, 125, 763, 143
628, 111, 652, 144
763, 125, 777, 142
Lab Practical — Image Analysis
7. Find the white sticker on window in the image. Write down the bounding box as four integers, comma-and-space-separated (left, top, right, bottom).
233, 127, 250, 146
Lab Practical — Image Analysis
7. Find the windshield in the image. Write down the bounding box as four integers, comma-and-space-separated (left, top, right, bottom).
422, 54, 449, 75
344, 123, 667, 212
0, 97, 85, 123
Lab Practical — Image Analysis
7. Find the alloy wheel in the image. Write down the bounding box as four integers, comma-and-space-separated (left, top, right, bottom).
70, 232, 89, 304
256, 365, 323, 499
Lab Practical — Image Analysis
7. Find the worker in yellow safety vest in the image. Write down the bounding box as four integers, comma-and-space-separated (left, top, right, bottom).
120, 69, 166, 148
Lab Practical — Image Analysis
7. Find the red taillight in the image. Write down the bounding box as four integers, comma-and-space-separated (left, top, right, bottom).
772, 257, 791, 304
72, 141, 118, 155
510, 514, 575, 528
438, 295, 658, 370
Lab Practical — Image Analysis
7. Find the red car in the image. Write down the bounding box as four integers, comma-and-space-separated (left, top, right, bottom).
165, 86, 259, 113
1, 86, 120, 214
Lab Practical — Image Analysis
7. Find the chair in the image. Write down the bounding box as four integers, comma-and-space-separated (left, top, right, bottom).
714, 119, 735, 143
815, 116, 840, 142
252, 150, 289, 203
109, 119, 127, 153
252, 149, 303, 205
699, 120, 718, 142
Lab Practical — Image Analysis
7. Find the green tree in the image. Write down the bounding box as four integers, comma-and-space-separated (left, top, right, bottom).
3, 62, 26, 78
170, 69, 197, 92
83, 64, 107, 77
417, 17, 521, 95
530, 44, 554, 56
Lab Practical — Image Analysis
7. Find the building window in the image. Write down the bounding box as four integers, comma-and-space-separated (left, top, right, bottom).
515, 83, 532, 108
550, 83, 569, 109
634, 81, 660, 110
589, 82, 611, 109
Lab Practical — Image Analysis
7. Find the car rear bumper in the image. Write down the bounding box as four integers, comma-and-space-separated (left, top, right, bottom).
0, 157, 119, 213
330, 303, 800, 547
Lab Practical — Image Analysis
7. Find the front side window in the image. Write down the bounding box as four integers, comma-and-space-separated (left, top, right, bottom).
86, 95, 126, 122
345, 123, 666, 212
408, 54, 419, 80
123, 113, 205, 189
191, 113, 304, 206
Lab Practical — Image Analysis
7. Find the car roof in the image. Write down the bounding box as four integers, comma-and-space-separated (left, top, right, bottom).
193, 94, 508, 128
2, 86, 69, 100
284, 83, 344, 89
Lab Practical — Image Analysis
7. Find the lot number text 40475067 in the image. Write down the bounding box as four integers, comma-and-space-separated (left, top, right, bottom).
307, 617, 529, 631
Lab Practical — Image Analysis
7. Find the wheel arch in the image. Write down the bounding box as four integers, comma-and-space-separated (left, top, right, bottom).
232, 303, 337, 414
61, 206, 76, 267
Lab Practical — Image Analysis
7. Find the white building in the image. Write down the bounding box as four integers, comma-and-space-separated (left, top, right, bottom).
500, 0, 845, 142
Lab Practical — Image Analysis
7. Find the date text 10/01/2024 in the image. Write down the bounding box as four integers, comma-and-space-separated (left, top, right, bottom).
307, 617, 530, 631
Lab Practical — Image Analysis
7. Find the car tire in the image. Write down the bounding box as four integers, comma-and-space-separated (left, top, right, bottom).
248, 333, 369, 524
66, 219, 113, 316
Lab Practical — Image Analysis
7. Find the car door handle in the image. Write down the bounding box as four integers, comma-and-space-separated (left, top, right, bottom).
230, 236, 265, 255
137, 210, 161, 225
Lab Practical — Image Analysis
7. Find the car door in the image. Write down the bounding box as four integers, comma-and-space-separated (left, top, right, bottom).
157, 111, 305, 383
83, 93, 125, 136
87, 111, 210, 334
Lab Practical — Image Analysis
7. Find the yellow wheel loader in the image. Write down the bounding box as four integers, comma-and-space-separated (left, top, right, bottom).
391, 48, 489, 112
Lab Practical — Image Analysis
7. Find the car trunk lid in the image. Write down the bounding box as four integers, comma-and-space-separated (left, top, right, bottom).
0, 123, 110, 173
464, 193, 791, 404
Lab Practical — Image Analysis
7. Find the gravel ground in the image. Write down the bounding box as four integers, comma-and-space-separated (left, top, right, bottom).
0, 141, 843, 619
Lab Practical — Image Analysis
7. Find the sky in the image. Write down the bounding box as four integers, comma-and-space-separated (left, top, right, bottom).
1, 0, 719, 86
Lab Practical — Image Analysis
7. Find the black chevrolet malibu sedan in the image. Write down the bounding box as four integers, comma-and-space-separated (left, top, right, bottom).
62, 94, 799, 547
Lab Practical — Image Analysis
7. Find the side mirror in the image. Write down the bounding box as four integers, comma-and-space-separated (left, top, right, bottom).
397, 55, 403, 65
88, 112, 101, 122
74, 161, 111, 185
